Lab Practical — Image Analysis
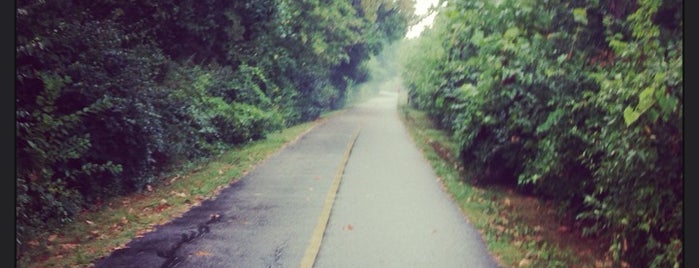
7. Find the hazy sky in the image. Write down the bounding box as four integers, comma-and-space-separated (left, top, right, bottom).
414, 0, 439, 15
406, 0, 440, 39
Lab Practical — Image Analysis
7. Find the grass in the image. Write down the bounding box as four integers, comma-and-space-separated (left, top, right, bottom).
397, 99, 613, 268
16, 112, 340, 268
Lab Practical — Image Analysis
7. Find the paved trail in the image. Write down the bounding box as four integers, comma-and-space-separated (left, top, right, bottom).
93, 90, 500, 268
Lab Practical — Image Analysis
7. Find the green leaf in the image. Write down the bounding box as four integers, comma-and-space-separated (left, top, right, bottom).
459, 83, 478, 97
656, 93, 678, 116
504, 27, 520, 40
435, 96, 445, 108
483, 115, 495, 125
557, 54, 567, 64
624, 87, 656, 126
647, 109, 660, 122
573, 8, 588, 25
623, 106, 641, 126
637, 87, 655, 112
536, 108, 564, 134
471, 30, 484, 46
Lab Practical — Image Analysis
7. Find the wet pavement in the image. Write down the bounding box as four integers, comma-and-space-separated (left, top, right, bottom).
312, 92, 500, 268
92, 90, 500, 268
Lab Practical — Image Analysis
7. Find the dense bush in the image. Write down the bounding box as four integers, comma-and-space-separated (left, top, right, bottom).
400, 0, 682, 266
16, 73, 122, 245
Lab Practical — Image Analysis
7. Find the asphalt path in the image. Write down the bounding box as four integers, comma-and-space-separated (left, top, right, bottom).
93, 90, 500, 268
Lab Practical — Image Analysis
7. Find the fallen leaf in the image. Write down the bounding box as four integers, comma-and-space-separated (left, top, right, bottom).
195, 250, 212, 256
137, 228, 154, 237
495, 225, 506, 233
85, 220, 95, 225
218, 170, 223, 175
579, 249, 592, 257
557, 225, 570, 233
504, 198, 512, 207
533, 225, 543, 233
534, 235, 544, 243
61, 244, 77, 250
155, 203, 170, 212
48, 234, 58, 242
595, 260, 611, 268
519, 258, 531, 267
500, 218, 509, 225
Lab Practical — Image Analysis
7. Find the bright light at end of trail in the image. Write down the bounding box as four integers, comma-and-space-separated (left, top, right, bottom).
406, 12, 437, 39
405, 0, 441, 39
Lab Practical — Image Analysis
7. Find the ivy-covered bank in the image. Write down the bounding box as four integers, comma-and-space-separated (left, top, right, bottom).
400, 0, 682, 266
16, 0, 415, 257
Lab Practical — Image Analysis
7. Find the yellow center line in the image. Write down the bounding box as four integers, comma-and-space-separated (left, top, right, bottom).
299, 125, 362, 268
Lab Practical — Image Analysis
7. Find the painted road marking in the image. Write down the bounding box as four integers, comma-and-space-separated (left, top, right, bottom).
299, 126, 361, 268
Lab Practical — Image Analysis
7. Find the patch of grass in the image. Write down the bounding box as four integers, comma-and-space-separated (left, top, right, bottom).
17, 114, 335, 268
398, 103, 611, 268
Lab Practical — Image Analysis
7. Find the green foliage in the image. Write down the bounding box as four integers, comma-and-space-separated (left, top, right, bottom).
186, 66, 284, 144
16, 73, 122, 247
400, 0, 682, 266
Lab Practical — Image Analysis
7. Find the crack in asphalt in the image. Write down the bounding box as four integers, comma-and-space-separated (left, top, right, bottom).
156, 213, 223, 268
263, 240, 288, 268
